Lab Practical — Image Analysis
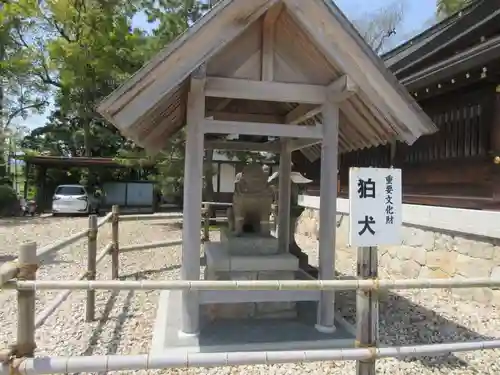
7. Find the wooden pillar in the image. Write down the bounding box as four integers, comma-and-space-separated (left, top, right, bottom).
278, 141, 291, 252
35, 166, 46, 213
180, 66, 206, 336
23, 162, 30, 200
86, 215, 97, 322
316, 102, 339, 333
111, 205, 120, 279
17, 241, 38, 358
491, 85, 500, 204
356, 246, 378, 375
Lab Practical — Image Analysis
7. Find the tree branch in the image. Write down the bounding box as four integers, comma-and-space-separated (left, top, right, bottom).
5, 101, 48, 129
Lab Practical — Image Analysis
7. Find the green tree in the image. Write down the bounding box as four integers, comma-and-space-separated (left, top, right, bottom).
1, 0, 153, 156
436, 0, 473, 19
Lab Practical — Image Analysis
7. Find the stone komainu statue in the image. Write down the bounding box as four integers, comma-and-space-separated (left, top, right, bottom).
227, 164, 273, 236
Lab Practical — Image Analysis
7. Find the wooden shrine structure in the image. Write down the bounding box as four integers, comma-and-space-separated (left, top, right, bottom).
294, 0, 500, 210
98, 0, 436, 336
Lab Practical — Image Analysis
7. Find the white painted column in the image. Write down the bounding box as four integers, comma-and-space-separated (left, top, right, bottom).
180, 72, 205, 336
278, 141, 291, 253
316, 102, 339, 333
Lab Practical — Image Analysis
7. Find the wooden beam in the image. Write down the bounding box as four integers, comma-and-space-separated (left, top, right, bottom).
204, 140, 281, 152
205, 77, 327, 104
261, 3, 283, 81
327, 74, 357, 102
285, 104, 321, 124
316, 100, 339, 333
203, 119, 323, 139
288, 138, 322, 151
284, 75, 356, 124
278, 141, 292, 252
206, 111, 283, 123
212, 47, 262, 113
180, 72, 206, 335
190, 63, 207, 92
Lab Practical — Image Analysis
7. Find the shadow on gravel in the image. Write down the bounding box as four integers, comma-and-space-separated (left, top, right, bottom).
77, 258, 205, 370
0, 250, 69, 267
38, 251, 71, 266
0, 217, 53, 228
0, 255, 16, 263
334, 272, 497, 370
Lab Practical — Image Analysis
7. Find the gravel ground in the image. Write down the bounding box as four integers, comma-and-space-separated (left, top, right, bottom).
0, 216, 499, 374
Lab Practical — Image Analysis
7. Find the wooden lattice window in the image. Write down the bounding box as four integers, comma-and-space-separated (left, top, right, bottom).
404, 98, 488, 164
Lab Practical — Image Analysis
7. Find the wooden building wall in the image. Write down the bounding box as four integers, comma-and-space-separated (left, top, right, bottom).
333, 81, 499, 210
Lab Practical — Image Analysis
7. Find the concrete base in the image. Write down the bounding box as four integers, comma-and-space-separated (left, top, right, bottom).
220, 228, 280, 255
151, 290, 355, 354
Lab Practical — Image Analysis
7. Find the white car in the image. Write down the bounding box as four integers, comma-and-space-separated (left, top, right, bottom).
52, 184, 101, 216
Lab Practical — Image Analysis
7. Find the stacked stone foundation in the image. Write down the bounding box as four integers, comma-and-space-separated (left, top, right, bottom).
203, 229, 300, 320
295, 206, 500, 305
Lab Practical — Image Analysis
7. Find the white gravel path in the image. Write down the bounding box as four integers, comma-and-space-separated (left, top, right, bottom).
0, 216, 499, 374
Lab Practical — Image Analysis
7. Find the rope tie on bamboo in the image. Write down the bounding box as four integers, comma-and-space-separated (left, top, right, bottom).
353, 343, 378, 360
9, 344, 36, 359
354, 339, 377, 347
17, 264, 38, 280
354, 341, 378, 359
372, 278, 380, 294
0, 348, 13, 363
0, 345, 34, 375
88, 230, 97, 241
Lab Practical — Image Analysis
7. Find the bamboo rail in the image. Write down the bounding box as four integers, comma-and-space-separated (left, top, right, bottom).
16, 242, 37, 358
97, 212, 113, 228
4, 277, 500, 291
1, 340, 500, 375
120, 240, 182, 253
118, 213, 183, 221
111, 205, 119, 279
37, 229, 89, 257
86, 215, 98, 321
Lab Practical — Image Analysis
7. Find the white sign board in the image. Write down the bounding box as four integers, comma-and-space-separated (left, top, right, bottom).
348, 167, 402, 247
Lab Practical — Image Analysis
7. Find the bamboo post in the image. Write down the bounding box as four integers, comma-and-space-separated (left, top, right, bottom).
356, 246, 378, 375
16, 241, 38, 358
111, 205, 119, 279
203, 203, 210, 242
86, 215, 97, 322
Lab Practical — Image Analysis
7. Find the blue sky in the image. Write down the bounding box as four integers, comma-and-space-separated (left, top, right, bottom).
23, 0, 437, 131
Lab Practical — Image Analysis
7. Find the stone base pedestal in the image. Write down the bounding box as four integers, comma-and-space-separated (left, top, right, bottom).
203, 240, 299, 320
220, 227, 280, 255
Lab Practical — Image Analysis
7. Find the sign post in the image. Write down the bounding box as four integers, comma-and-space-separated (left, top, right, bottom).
349, 167, 402, 375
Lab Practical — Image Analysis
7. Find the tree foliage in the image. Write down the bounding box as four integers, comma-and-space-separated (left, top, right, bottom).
436, 0, 473, 19
1, 0, 210, 192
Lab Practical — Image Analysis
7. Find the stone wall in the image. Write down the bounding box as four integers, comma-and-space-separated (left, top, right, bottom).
295, 206, 500, 305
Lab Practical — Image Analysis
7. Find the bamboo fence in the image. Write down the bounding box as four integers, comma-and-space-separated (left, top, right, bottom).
0, 202, 499, 375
